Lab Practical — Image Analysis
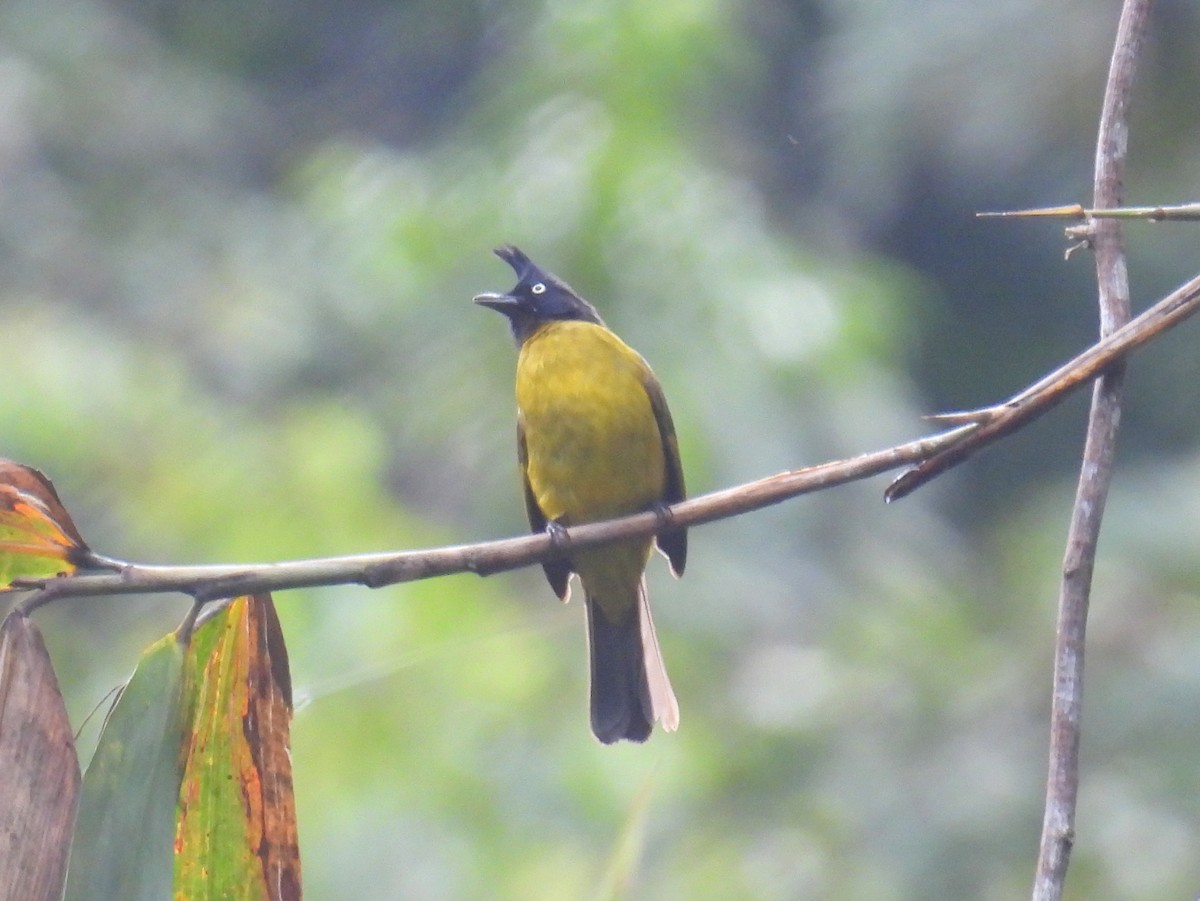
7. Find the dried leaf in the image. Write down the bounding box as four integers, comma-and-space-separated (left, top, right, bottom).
0, 611, 80, 901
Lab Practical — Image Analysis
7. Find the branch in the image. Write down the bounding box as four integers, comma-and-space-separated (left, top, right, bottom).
17, 424, 974, 612
885, 266, 1200, 502
1033, 2, 1151, 900
16, 262, 1200, 615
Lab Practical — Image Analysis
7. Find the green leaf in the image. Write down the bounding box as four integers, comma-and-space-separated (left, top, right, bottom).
175, 594, 300, 901
65, 632, 187, 901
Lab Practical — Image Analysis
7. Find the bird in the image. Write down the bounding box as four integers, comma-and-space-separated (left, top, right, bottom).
475, 245, 686, 743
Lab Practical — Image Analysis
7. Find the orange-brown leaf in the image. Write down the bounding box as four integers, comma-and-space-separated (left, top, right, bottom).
0, 461, 90, 589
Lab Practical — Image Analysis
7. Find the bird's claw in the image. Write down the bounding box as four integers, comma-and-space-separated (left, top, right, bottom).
546, 520, 571, 549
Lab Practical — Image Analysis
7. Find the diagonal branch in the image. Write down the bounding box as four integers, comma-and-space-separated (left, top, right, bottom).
10, 272, 1200, 613
8, 254, 1198, 614
16, 425, 974, 612
887, 266, 1200, 501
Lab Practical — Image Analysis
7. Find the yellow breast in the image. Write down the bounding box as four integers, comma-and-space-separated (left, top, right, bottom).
516, 321, 666, 525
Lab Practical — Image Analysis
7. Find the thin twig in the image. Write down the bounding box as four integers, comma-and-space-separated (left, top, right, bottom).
979, 202, 1200, 222
1032, 3, 1151, 900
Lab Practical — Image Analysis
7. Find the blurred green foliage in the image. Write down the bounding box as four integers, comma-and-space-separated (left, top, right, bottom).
4, 0, 1200, 898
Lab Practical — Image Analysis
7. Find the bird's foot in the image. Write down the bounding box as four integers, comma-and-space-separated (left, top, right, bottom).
546, 520, 571, 549
650, 501, 676, 529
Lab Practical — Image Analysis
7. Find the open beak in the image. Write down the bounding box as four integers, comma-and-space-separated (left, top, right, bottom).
473, 292, 522, 312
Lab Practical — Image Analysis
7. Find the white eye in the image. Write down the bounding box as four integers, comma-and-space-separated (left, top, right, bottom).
531, 282, 546, 295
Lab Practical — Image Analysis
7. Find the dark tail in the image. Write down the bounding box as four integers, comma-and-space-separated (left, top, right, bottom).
585, 579, 678, 744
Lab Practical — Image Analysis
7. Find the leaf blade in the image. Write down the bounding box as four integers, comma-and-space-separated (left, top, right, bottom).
0, 461, 90, 589
64, 632, 187, 901
0, 612, 81, 901
175, 594, 301, 901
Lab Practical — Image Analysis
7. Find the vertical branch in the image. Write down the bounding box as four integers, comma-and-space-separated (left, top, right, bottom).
1032, 2, 1152, 900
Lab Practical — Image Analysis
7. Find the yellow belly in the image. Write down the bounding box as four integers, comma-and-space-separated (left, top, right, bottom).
516, 321, 667, 526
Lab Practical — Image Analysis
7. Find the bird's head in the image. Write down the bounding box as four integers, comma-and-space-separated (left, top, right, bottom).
474, 245, 603, 344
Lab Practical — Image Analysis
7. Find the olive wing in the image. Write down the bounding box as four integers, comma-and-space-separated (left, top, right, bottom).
642, 372, 687, 577
518, 417, 573, 599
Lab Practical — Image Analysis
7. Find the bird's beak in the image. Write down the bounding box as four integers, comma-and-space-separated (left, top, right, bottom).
473, 292, 521, 312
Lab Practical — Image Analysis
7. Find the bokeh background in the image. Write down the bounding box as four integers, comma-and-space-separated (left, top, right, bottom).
4, 1, 1200, 898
